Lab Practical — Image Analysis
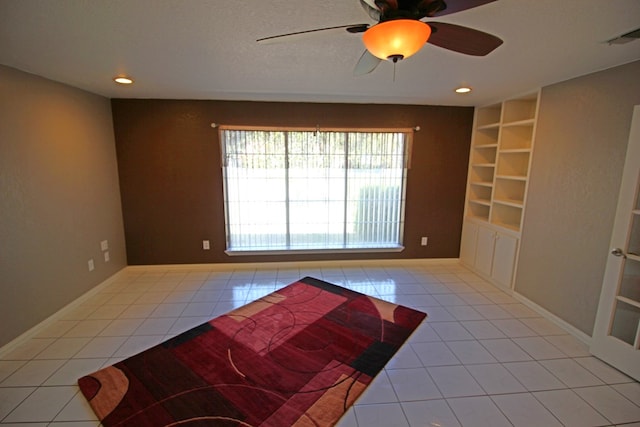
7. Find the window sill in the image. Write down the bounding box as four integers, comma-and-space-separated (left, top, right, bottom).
224, 246, 405, 257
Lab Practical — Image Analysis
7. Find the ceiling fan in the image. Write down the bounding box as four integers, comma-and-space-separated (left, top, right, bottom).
257, 0, 503, 75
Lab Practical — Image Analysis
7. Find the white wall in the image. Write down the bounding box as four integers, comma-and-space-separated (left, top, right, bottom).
0, 65, 127, 347
515, 60, 640, 336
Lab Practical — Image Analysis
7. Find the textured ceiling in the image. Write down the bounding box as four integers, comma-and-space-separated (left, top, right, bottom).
1, 0, 639, 106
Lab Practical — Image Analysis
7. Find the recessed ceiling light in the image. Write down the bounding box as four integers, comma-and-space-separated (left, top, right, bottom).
114, 76, 134, 85
455, 86, 472, 94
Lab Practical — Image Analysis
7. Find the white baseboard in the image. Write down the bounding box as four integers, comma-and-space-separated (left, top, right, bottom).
0, 268, 128, 358
3, 260, 592, 358
513, 291, 592, 346
0, 259, 459, 357
125, 258, 460, 271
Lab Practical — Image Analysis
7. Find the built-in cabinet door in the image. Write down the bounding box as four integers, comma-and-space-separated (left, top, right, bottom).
460, 219, 519, 290
460, 221, 479, 266
492, 234, 518, 288
591, 105, 640, 381
475, 226, 496, 276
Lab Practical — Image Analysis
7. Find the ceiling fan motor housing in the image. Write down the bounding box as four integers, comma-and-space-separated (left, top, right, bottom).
376, 0, 447, 22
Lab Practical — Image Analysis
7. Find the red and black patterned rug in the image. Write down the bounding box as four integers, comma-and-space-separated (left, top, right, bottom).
78, 276, 426, 426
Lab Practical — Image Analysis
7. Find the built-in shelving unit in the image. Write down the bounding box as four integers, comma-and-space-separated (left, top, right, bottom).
465, 92, 539, 233
466, 103, 500, 223
460, 91, 540, 289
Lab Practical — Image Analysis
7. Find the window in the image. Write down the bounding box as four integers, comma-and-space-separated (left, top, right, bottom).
220, 127, 409, 254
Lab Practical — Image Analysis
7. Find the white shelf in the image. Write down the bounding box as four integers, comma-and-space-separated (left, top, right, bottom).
464, 91, 539, 236
470, 199, 492, 207
494, 199, 524, 209
471, 181, 494, 188
477, 122, 501, 130
503, 118, 535, 127
495, 174, 527, 181
500, 148, 531, 154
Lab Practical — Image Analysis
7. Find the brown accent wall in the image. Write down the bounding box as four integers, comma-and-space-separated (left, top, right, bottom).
112, 99, 473, 265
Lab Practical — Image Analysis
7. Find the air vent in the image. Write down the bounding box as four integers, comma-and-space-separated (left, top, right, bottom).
607, 28, 640, 45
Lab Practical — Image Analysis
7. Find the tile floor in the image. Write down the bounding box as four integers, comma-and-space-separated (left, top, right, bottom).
1, 260, 639, 427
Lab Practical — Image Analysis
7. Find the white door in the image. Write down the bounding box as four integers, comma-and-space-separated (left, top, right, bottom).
475, 225, 496, 276
491, 233, 518, 289
591, 105, 640, 381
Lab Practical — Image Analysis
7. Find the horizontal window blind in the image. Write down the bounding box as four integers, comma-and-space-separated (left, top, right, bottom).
221, 128, 408, 252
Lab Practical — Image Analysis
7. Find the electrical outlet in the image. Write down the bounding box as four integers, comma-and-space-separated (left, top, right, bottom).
100, 240, 109, 251
88, 259, 95, 271
203, 240, 210, 250
421, 237, 428, 246
104, 251, 110, 262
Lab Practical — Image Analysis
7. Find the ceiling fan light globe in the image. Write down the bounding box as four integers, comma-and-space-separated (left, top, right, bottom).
362, 20, 431, 61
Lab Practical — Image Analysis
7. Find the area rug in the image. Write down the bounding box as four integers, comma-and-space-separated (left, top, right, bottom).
78, 276, 426, 426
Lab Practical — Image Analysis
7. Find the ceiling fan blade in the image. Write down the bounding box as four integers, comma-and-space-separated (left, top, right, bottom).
360, 0, 381, 21
346, 24, 370, 34
427, 22, 502, 55
257, 24, 369, 45
354, 50, 382, 75
426, 0, 497, 17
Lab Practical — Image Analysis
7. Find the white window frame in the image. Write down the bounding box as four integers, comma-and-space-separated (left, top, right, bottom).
219, 126, 412, 255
